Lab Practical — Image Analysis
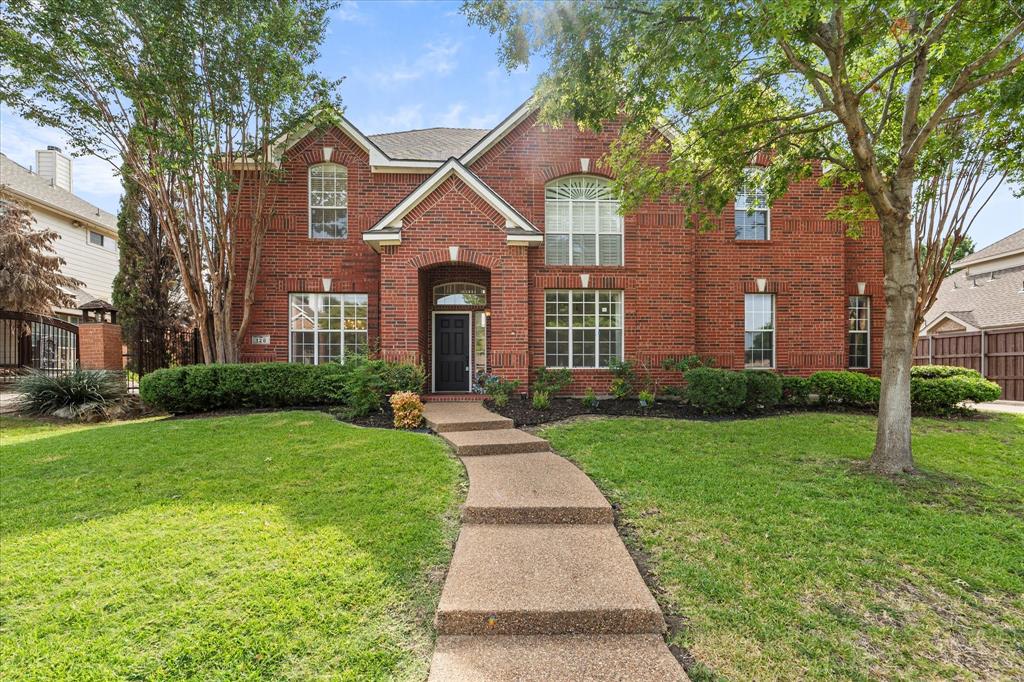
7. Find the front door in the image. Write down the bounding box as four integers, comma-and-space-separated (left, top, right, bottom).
434, 314, 470, 392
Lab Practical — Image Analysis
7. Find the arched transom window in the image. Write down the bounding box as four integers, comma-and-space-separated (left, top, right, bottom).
309, 163, 348, 239
544, 176, 623, 266
434, 282, 487, 306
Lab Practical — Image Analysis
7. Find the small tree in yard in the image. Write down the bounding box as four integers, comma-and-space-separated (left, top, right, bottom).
0, 197, 83, 314
465, 0, 1024, 473
2, 0, 339, 363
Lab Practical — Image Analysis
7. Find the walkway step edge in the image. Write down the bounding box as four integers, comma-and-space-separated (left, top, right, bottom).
429, 634, 688, 681
441, 429, 549, 456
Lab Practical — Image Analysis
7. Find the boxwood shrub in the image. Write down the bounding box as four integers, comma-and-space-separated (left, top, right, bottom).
910, 365, 983, 380
743, 370, 783, 411
807, 371, 881, 408
140, 359, 425, 415
684, 367, 747, 414
780, 375, 811, 406
911, 375, 1001, 415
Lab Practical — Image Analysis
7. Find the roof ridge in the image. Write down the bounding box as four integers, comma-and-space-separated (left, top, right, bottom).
369, 126, 490, 137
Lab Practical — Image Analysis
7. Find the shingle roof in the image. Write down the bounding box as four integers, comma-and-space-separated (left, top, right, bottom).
924, 263, 1024, 331
368, 127, 489, 162
0, 153, 115, 231
955, 227, 1024, 268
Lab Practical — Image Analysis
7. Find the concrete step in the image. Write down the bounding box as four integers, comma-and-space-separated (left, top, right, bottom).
461, 452, 613, 524
423, 402, 513, 433
435, 524, 665, 635
430, 634, 687, 681
442, 429, 549, 456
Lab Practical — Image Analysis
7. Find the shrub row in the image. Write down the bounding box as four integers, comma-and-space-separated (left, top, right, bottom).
140, 359, 425, 416
681, 366, 1000, 416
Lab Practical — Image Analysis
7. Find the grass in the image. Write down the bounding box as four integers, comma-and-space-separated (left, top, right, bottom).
0, 412, 464, 681
542, 413, 1024, 681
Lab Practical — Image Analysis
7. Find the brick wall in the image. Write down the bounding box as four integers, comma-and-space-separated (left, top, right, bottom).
231, 109, 884, 394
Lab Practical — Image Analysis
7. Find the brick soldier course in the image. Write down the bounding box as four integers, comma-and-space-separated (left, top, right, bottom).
231, 99, 884, 395
423, 402, 687, 680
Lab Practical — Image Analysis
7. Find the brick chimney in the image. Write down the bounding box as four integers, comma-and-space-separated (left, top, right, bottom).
35, 146, 73, 192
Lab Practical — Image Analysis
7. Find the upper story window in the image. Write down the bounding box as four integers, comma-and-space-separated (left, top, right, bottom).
434, 282, 487, 306
309, 163, 348, 239
735, 172, 769, 240
545, 176, 623, 266
87, 229, 116, 252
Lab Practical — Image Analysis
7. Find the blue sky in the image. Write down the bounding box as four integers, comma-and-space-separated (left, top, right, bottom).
1, 0, 1020, 247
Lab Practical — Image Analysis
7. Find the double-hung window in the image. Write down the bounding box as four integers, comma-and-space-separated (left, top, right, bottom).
735, 174, 769, 240
289, 293, 367, 364
545, 290, 622, 368
744, 293, 775, 368
545, 176, 623, 266
309, 163, 348, 239
848, 296, 870, 369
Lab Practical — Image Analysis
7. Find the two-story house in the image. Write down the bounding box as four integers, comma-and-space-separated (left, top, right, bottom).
232, 100, 884, 394
1, 147, 118, 322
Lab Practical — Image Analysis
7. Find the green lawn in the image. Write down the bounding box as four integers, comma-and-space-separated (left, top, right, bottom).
0, 412, 463, 681
542, 413, 1024, 681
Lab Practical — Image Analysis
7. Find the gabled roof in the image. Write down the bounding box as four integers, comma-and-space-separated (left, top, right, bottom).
369, 128, 489, 162
363, 157, 541, 249
923, 263, 1024, 332
0, 153, 115, 233
954, 228, 1024, 269
458, 98, 537, 166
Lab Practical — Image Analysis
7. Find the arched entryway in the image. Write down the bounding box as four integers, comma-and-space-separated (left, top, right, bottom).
419, 263, 491, 392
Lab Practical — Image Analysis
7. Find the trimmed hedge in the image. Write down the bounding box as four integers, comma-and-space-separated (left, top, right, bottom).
743, 370, 783, 410
808, 371, 881, 408
911, 375, 1001, 415
140, 359, 425, 415
910, 365, 983, 380
781, 375, 811, 406
684, 367, 747, 414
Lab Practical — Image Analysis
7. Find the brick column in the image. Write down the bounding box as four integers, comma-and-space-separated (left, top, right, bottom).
78, 322, 124, 371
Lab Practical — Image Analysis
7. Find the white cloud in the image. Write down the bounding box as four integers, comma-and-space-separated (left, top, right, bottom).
372, 39, 461, 86
437, 102, 501, 130
0, 106, 123, 213
334, 1, 366, 23
359, 104, 425, 135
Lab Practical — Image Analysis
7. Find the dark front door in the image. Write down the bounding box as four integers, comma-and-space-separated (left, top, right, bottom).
435, 314, 470, 391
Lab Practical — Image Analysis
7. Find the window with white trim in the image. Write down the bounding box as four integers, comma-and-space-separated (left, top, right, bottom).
289, 293, 367, 364
309, 163, 348, 239
544, 290, 623, 368
735, 173, 769, 240
744, 293, 775, 368
544, 176, 623, 266
87, 230, 116, 252
848, 296, 870, 369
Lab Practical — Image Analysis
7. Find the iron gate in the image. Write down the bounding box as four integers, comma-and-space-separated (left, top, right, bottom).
123, 327, 201, 389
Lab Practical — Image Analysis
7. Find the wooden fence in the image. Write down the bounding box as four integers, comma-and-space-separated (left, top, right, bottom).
913, 326, 1024, 401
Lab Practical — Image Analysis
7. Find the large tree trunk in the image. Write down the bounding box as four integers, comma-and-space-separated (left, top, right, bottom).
870, 212, 918, 474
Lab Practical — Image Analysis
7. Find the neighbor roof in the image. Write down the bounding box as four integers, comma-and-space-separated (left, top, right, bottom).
0, 153, 115, 232
954, 227, 1024, 268
368, 128, 489, 162
924, 263, 1024, 332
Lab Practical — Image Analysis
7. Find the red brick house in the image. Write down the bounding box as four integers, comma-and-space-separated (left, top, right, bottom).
232, 100, 884, 394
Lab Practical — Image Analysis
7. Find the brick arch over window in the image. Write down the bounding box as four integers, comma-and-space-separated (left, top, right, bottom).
538, 163, 614, 184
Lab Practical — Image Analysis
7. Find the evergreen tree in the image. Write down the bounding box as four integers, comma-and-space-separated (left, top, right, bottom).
111, 170, 188, 373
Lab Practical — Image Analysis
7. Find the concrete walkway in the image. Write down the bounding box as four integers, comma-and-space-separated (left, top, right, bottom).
423, 402, 686, 681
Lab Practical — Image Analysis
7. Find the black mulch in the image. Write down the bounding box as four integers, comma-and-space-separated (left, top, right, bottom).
488, 395, 816, 427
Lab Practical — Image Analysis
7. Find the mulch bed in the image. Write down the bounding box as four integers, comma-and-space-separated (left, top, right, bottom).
489, 395, 797, 426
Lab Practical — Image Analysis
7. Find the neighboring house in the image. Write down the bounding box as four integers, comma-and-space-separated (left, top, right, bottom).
231, 100, 885, 394
917, 228, 1024, 400
1, 148, 118, 322
922, 228, 1024, 336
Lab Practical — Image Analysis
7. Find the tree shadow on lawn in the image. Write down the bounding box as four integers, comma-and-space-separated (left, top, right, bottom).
1, 411, 465, 679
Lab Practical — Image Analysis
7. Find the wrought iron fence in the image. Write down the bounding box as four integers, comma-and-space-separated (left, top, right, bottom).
0, 310, 79, 379
123, 327, 202, 389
